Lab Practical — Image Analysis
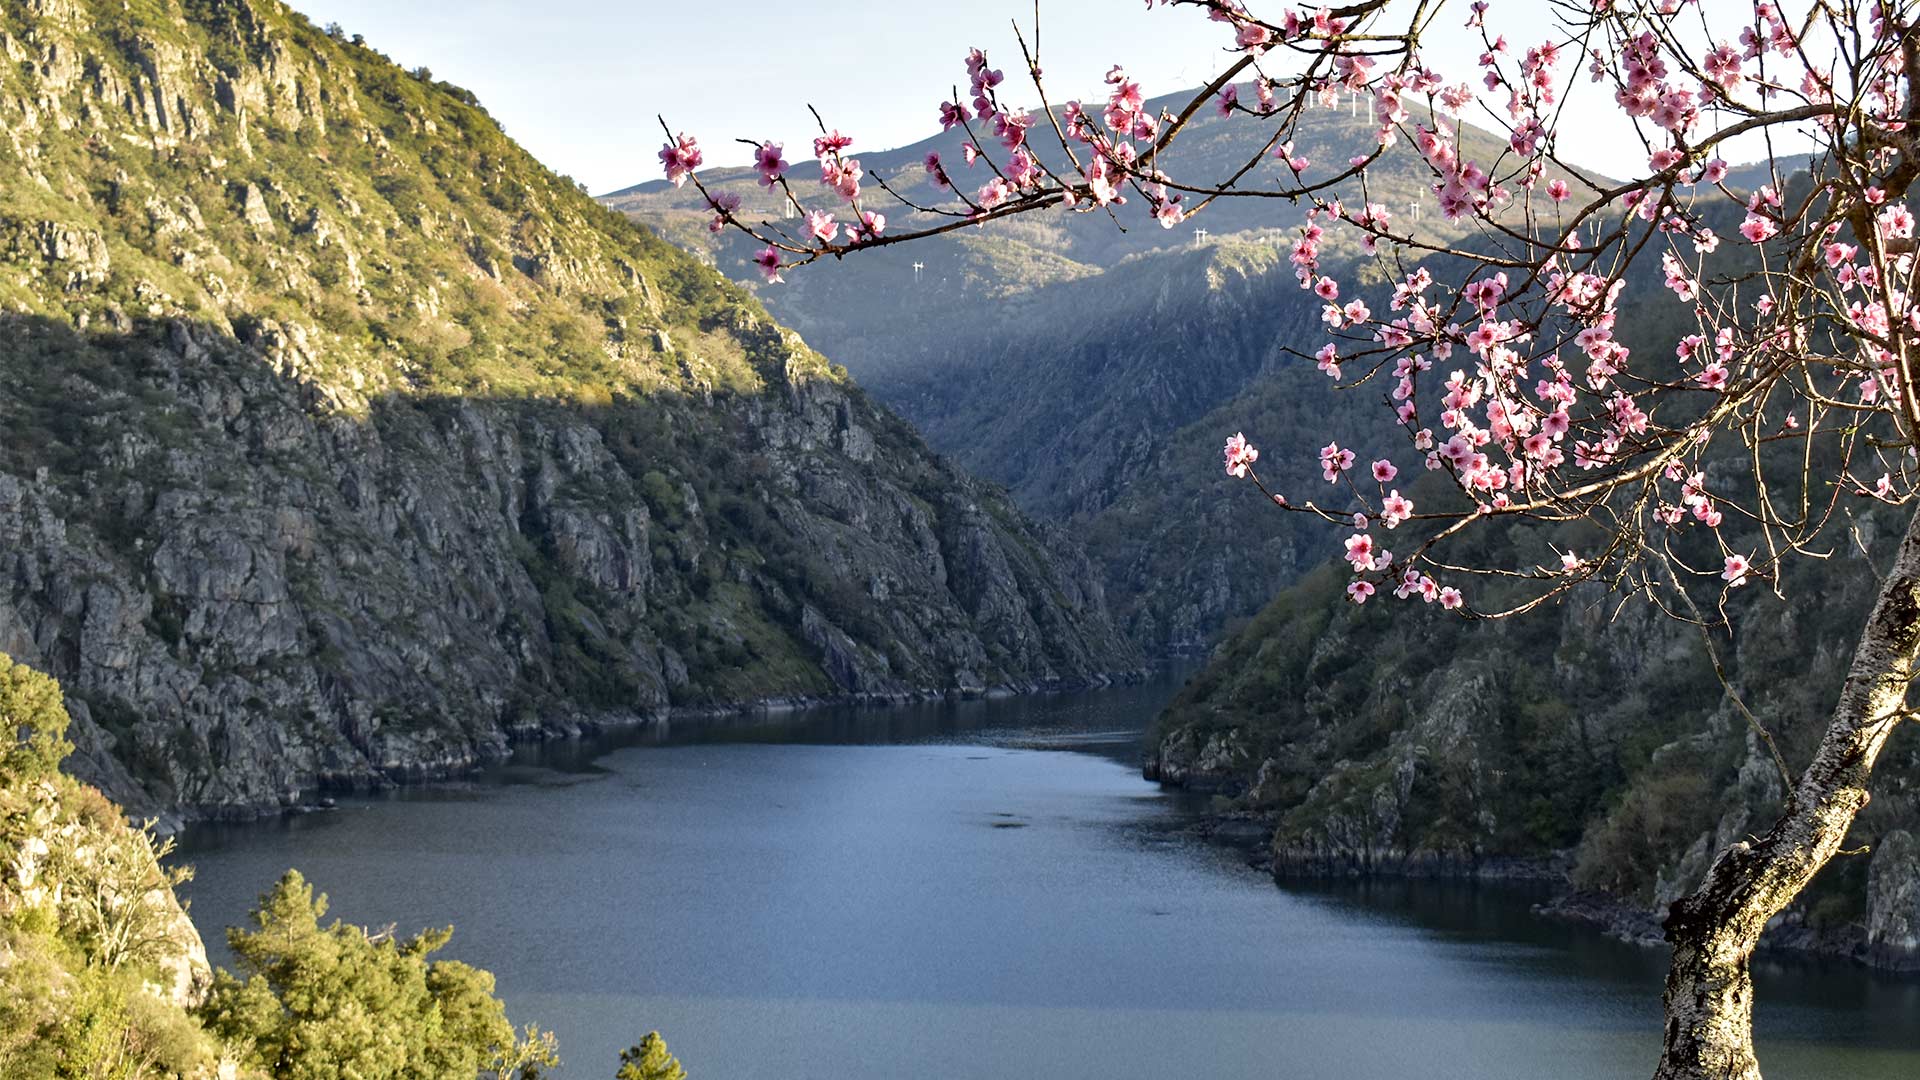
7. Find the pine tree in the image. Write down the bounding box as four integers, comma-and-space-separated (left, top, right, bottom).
615, 1032, 686, 1080
200, 870, 557, 1079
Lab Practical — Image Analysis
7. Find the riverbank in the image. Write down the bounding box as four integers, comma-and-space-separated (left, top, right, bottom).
1153, 795, 1920, 975
144, 667, 1150, 830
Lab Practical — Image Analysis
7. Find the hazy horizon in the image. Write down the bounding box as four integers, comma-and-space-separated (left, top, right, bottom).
279, 0, 1784, 196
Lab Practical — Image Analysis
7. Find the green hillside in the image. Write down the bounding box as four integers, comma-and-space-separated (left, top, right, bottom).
0, 0, 1139, 819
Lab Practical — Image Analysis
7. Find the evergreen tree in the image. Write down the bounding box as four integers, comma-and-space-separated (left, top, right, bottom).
615, 1032, 687, 1080
200, 870, 557, 1080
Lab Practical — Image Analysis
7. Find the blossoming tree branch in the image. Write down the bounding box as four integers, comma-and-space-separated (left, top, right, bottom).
664, 1, 1917, 1076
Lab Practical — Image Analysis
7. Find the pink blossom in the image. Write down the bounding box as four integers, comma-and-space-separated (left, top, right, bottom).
1722, 554, 1752, 586
1703, 44, 1743, 89
1546, 179, 1569, 202
1438, 586, 1464, 610
1347, 580, 1376, 604
753, 246, 783, 284
820, 158, 863, 202
1509, 116, 1545, 156
1371, 459, 1398, 483
845, 210, 886, 243
1316, 343, 1342, 379
977, 177, 1013, 210
1084, 158, 1120, 206
659, 133, 703, 187
1344, 532, 1376, 569
753, 142, 788, 188
813, 130, 853, 158
1381, 490, 1414, 528
1879, 204, 1915, 240
804, 210, 838, 244
1661, 252, 1697, 301
1739, 214, 1777, 243
706, 191, 741, 233
1224, 432, 1259, 478
1320, 442, 1357, 482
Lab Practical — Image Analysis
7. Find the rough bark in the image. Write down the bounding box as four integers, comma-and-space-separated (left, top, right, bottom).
1653, 507, 1920, 1079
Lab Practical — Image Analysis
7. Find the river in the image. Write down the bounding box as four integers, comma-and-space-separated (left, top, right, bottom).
176, 670, 1920, 1079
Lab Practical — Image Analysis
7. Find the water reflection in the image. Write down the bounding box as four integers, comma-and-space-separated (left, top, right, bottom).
499, 674, 1197, 773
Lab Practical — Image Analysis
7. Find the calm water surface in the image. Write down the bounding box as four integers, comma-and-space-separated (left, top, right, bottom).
177, 671, 1920, 1079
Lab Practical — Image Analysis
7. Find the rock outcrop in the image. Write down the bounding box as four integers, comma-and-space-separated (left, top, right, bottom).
1145, 520, 1920, 968
1869, 831, 1920, 970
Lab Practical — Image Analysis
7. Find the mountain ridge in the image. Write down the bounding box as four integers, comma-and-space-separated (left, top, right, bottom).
606, 86, 1609, 650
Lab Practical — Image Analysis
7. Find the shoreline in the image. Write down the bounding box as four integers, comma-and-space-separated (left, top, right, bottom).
151, 667, 1152, 831
1163, 802, 1920, 976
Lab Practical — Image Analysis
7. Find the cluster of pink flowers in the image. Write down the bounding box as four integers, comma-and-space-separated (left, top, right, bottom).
820, 156, 862, 204
753, 142, 787, 189
659, 133, 702, 188
1414, 122, 1499, 221
965, 49, 1004, 125
753, 246, 782, 284
1319, 442, 1356, 483
1344, 531, 1388, 572
706, 190, 741, 234
846, 210, 886, 244
1102, 65, 1157, 142
672, 0, 1920, 619
1224, 432, 1259, 478
1740, 184, 1782, 243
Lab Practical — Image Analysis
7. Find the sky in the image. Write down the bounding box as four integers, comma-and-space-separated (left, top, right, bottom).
285, 0, 1786, 195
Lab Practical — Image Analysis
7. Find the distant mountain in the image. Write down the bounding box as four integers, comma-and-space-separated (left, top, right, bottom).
0, 0, 1139, 820
1719, 153, 1821, 194
609, 93, 1597, 650
604, 81, 1563, 275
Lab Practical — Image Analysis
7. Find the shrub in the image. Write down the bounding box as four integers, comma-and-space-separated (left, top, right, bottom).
0, 653, 73, 782
200, 870, 557, 1080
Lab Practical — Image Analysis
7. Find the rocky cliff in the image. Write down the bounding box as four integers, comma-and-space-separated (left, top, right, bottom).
0, 0, 1138, 820
1147, 505, 1920, 968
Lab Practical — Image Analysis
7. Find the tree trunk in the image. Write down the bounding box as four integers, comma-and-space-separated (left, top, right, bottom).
1653, 508, 1920, 1080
